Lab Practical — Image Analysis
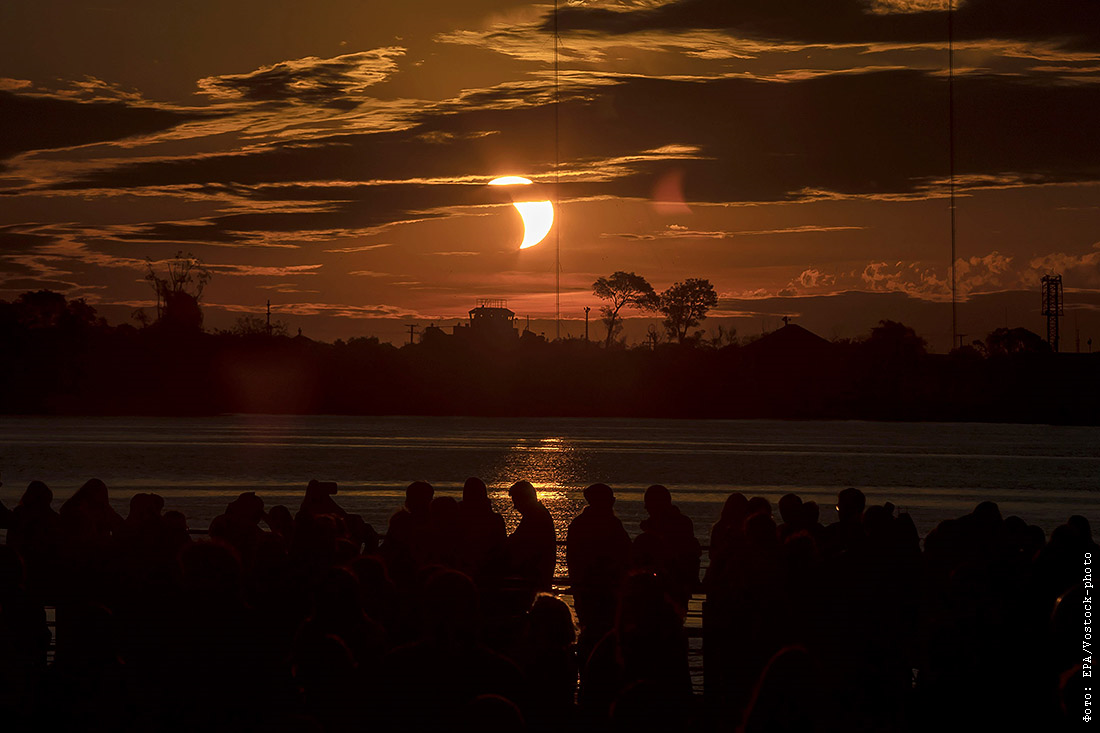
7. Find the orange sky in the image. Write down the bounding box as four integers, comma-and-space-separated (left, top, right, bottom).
1, 0, 1099, 350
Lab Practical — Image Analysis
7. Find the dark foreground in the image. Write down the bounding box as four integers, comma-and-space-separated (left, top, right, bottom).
0, 476, 1092, 732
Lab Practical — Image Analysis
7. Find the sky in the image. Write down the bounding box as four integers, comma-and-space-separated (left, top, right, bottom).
2, 0, 1099, 350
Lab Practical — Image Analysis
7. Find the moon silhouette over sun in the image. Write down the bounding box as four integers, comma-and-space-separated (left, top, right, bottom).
488, 176, 554, 249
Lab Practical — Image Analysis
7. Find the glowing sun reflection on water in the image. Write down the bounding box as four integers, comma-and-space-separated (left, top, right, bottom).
486, 436, 589, 554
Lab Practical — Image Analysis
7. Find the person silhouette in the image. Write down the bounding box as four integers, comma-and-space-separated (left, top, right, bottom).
821, 487, 865, 558
505, 481, 556, 593
209, 491, 266, 569
381, 569, 526, 729
298, 479, 347, 520
457, 477, 507, 585
567, 483, 631, 654
58, 478, 124, 552
0, 545, 50, 727
4, 481, 61, 602
636, 485, 700, 610
382, 481, 435, 585
777, 493, 805, 541
513, 593, 577, 724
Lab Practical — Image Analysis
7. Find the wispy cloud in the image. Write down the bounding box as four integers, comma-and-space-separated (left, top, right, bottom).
196, 48, 406, 106
324, 242, 394, 253
607, 223, 865, 240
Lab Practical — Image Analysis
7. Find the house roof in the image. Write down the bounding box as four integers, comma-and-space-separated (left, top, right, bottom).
742, 323, 832, 356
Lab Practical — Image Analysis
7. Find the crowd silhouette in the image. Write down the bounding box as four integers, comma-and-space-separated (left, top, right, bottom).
0, 476, 1092, 731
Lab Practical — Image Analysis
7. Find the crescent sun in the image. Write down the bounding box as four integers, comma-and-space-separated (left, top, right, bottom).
488, 176, 554, 249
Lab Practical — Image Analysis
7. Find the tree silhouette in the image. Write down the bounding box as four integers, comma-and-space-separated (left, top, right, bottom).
659, 278, 717, 343
232, 315, 288, 337
13, 290, 102, 330
592, 271, 658, 347
145, 252, 211, 332
864, 320, 927, 360
984, 327, 1050, 356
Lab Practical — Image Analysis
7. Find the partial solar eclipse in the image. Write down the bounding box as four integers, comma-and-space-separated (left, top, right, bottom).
488, 176, 554, 249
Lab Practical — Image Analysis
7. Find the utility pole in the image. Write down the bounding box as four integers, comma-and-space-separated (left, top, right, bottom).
584, 306, 590, 341
1041, 274, 1064, 352
265, 299, 272, 336
406, 323, 419, 346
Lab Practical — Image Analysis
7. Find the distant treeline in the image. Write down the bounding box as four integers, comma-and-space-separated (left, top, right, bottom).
1, 290, 1098, 422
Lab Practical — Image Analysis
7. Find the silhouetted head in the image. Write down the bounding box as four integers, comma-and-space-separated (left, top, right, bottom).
463, 694, 525, 733
430, 495, 460, 524
267, 504, 294, 536
293, 633, 357, 686
462, 477, 491, 511
836, 488, 865, 523
643, 484, 672, 515
778, 493, 803, 525
863, 505, 893, 545
583, 483, 615, 510
128, 492, 160, 522
721, 492, 749, 523
421, 568, 481, 639
802, 501, 820, 525
1068, 515, 1093, 543
405, 481, 434, 515
509, 480, 538, 512
20, 480, 52, 509
972, 500, 1002, 526
74, 478, 109, 506
746, 496, 772, 520
307, 479, 338, 497
741, 645, 821, 733
527, 593, 576, 648
163, 510, 188, 534
228, 491, 265, 523
745, 512, 779, 548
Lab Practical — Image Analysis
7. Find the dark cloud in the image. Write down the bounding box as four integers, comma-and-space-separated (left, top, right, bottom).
41, 69, 1100, 243
0, 225, 53, 252
107, 184, 480, 244
0, 91, 214, 159
196, 48, 404, 107
551, 0, 1100, 51
0, 259, 35, 276
0, 278, 78, 292
114, 221, 248, 244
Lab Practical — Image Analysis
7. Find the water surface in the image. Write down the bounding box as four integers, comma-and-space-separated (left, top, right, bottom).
1, 416, 1096, 539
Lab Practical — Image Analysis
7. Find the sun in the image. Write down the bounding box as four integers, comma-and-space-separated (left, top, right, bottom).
488, 176, 554, 249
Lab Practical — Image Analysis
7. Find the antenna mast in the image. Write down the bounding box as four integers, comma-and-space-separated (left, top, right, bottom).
554, 0, 561, 340
949, 0, 958, 350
